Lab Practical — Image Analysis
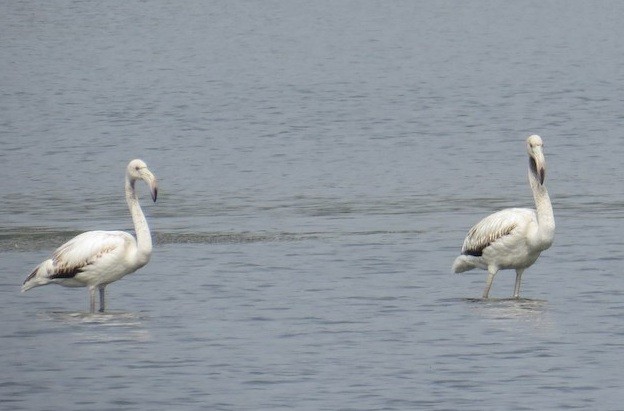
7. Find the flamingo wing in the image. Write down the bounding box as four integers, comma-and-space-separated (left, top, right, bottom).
45, 231, 130, 280
461, 208, 535, 257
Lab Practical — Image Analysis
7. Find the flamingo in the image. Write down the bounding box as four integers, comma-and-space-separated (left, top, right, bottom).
452, 135, 555, 299
21, 159, 158, 313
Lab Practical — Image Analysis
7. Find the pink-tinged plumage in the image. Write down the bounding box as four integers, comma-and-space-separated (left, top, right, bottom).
452, 135, 555, 299
22, 159, 158, 313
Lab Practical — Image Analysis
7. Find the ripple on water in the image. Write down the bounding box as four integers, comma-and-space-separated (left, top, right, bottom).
40, 310, 146, 325
36, 311, 151, 344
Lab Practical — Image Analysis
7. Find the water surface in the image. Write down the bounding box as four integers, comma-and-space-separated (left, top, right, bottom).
2, 1, 624, 410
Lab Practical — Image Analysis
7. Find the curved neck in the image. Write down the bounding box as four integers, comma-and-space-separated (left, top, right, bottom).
126, 177, 152, 263
528, 169, 555, 249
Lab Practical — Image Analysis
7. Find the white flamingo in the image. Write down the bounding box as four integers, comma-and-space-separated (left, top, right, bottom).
21, 159, 158, 313
452, 135, 555, 299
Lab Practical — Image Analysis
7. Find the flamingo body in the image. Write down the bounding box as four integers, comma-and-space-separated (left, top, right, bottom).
452, 135, 555, 299
21, 159, 157, 313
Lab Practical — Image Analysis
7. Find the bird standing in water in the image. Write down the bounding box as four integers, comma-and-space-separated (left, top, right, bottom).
452, 135, 555, 299
21, 159, 158, 313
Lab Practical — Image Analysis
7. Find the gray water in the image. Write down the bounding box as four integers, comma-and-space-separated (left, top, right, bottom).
2, 1, 624, 410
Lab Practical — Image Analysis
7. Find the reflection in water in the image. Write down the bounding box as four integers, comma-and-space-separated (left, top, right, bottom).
38, 311, 151, 343
463, 297, 547, 306
40, 310, 146, 324
464, 298, 554, 333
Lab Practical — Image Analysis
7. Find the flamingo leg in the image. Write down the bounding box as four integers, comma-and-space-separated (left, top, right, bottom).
513, 268, 525, 299
482, 266, 498, 299
89, 286, 97, 313
99, 286, 106, 312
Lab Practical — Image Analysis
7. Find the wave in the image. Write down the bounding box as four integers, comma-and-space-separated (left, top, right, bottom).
0, 227, 423, 252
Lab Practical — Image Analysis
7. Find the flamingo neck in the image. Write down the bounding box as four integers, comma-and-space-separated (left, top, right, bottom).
126, 177, 152, 266
529, 170, 555, 250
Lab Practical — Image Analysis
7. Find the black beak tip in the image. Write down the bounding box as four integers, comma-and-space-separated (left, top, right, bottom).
152, 188, 158, 202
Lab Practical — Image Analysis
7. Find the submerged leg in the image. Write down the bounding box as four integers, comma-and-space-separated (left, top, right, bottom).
482, 266, 498, 299
513, 268, 525, 299
89, 286, 97, 314
98, 286, 106, 313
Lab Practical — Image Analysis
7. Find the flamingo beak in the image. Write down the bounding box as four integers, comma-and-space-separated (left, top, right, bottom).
149, 179, 158, 202
142, 170, 158, 202
530, 149, 546, 185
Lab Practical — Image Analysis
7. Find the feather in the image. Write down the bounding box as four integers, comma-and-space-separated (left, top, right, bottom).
47, 231, 130, 279
461, 208, 535, 256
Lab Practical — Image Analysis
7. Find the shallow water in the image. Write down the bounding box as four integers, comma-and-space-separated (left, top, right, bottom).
2, 1, 624, 410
